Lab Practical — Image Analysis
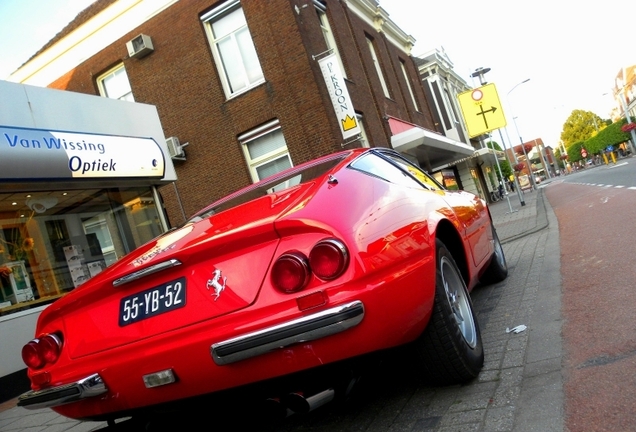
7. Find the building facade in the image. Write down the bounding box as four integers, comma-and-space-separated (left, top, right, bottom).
10, 0, 477, 226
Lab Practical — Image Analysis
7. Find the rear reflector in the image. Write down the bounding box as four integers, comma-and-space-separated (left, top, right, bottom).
296, 291, 327, 311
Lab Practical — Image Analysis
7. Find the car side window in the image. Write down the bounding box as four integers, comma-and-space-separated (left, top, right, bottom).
350, 152, 425, 189
381, 152, 444, 191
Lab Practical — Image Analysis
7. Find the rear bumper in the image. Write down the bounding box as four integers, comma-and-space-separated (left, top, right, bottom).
212, 300, 364, 365
18, 373, 107, 410
19, 301, 364, 411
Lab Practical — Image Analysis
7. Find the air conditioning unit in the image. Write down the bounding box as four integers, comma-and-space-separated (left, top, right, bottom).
126, 34, 154, 59
166, 136, 188, 160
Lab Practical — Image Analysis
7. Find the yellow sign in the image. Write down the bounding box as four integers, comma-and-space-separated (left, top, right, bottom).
457, 83, 507, 137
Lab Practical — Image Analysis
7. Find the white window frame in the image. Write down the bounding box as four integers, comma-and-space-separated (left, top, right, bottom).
239, 120, 292, 183
96, 64, 134, 101
201, 0, 265, 99
400, 60, 419, 112
356, 113, 369, 147
366, 36, 390, 98
315, 1, 346, 78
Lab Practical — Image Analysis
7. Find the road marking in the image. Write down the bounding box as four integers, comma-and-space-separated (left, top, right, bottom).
573, 182, 636, 190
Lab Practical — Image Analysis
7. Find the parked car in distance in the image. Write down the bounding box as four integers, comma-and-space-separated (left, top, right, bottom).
18, 148, 507, 425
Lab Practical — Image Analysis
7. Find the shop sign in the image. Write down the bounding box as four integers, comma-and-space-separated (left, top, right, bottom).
0, 126, 165, 180
318, 53, 360, 140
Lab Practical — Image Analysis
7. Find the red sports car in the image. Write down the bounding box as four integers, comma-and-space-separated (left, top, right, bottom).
18, 148, 507, 424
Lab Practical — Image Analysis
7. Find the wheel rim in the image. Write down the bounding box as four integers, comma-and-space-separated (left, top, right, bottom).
440, 257, 477, 348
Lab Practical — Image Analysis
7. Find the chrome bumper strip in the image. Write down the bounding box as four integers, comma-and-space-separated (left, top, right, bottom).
211, 300, 364, 365
18, 373, 107, 410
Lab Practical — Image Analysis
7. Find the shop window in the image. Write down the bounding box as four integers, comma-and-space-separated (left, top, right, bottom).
0, 187, 163, 317
202, 1, 265, 98
315, 1, 346, 78
97, 64, 134, 101
400, 59, 420, 112
239, 120, 292, 183
366, 36, 390, 98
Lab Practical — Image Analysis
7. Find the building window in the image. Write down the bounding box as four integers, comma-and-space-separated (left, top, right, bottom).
400, 60, 419, 111
202, 1, 265, 98
315, 1, 346, 77
443, 87, 460, 125
366, 36, 390, 98
0, 187, 163, 317
97, 65, 134, 101
239, 120, 292, 183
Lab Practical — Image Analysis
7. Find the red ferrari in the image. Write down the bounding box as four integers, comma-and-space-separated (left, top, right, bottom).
18, 148, 507, 424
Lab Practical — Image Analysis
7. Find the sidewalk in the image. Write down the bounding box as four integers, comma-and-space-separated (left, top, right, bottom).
0, 185, 553, 432
488, 186, 547, 244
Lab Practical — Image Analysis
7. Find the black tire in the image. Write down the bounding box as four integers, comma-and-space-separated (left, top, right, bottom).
480, 226, 508, 285
413, 239, 484, 385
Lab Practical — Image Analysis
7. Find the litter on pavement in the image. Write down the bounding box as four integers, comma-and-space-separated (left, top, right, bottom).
506, 325, 527, 334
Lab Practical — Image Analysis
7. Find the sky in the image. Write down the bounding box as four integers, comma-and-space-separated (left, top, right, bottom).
1, 0, 634, 149
0, 0, 96, 78
379, 0, 636, 148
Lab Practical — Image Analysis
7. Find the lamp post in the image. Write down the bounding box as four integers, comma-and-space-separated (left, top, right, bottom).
507, 79, 536, 190
498, 128, 525, 207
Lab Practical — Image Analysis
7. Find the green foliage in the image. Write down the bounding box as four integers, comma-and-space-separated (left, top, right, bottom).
565, 118, 631, 162
560, 110, 605, 148
567, 141, 587, 163
486, 140, 512, 179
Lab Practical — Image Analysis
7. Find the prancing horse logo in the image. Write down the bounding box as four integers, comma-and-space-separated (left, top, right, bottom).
207, 269, 226, 301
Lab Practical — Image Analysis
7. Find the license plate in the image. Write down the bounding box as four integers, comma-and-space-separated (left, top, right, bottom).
119, 277, 186, 326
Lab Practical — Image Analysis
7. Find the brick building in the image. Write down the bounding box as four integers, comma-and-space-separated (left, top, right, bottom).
9, 0, 485, 226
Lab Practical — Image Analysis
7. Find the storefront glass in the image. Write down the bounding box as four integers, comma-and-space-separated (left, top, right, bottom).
0, 187, 164, 317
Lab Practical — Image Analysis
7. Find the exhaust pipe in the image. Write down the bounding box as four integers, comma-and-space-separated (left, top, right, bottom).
282, 388, 335, 415
260, 397, 293, 421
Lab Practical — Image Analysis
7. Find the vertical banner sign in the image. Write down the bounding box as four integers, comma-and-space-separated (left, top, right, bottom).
318, 53, 360, 140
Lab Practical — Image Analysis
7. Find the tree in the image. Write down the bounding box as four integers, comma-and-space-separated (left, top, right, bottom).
485, 140, 512, 180
563, 119, 632, 163
560, 110, 606, 149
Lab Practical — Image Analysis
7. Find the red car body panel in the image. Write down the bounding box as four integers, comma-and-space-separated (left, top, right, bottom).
20, 149, 495, 420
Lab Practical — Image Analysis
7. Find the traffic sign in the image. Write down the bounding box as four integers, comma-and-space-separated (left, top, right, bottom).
457, 83, 507, 137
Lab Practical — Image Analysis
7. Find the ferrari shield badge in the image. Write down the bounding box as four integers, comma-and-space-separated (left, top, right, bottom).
207, 269, 226, 301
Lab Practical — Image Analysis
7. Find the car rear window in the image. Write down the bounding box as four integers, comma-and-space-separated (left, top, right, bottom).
189, 154, 346, 221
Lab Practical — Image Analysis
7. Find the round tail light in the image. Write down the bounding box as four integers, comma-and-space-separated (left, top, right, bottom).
22, 341, 45, 370
309, 239, 349, 280
272, 252, 311, 293
21, 334, 62, 370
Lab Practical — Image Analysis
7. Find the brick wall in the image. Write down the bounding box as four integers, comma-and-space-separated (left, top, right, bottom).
48, 0, 438, 225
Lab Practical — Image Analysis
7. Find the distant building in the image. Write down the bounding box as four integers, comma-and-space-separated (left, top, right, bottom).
612, 65, 636, 122
508, 138, 555, 181
415, 48, 506, 201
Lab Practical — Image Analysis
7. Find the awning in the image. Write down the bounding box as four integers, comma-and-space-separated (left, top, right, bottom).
387, 116, 475, 170
473, 147, 506, 166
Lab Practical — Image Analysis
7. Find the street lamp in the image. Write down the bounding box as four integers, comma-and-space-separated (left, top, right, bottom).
507, 79, 536, 190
